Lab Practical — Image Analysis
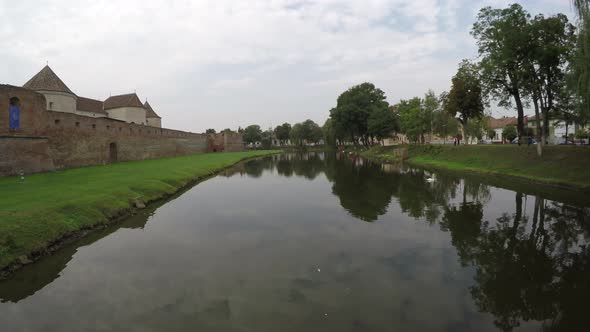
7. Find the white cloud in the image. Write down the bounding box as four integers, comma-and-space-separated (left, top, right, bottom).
0, 0, 574, 131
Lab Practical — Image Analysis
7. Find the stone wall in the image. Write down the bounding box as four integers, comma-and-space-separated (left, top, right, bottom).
1, 85, 243, 176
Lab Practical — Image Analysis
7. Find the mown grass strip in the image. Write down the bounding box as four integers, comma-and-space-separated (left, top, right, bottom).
0, 150, 277, 271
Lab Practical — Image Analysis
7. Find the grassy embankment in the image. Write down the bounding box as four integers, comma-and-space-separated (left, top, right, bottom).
360, 144, 590, 191
0, 151, 277, 273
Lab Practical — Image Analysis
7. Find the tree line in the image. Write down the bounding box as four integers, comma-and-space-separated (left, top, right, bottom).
220, 2, 590, 152
322, 3, 590, 153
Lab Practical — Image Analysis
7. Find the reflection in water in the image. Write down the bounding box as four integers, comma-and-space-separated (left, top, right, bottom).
224, 152, 590, 331
0, 201, 155, 303
0, 152, 588, 332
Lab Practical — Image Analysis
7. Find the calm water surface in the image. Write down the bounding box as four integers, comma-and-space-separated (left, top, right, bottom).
0, 153, 588, 332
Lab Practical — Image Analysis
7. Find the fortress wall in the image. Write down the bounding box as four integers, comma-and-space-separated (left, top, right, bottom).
224, 132, 245, 152
0, 85, 242, 177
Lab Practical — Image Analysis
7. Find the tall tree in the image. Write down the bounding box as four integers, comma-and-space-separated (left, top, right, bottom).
290, 123, 305, 147
443, 60, 485, 144
367, 106, 400, 143
273, 123, 292, 146
329, 82, 389, 146
422, 90, 439, 142
242, 125, 262, 145
526, 13, 576, 154
398, 97, 427, 144
572, 0, 590, 129
472, 4, 530, 143
205, 128, 216, 134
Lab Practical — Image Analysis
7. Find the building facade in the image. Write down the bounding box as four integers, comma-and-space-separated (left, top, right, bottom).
23, 65, 161, 128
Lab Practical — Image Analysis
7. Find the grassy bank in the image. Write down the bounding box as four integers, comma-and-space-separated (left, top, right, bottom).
0, 151, 277, 273
360, 144, 590, 191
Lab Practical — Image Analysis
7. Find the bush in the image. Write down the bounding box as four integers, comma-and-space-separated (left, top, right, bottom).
502, 126, 517, 142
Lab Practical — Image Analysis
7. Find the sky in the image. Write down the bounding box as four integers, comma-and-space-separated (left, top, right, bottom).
0, 0, 574, 133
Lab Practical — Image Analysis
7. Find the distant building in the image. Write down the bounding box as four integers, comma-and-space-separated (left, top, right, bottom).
526, 115, 579, 144
487, 116, 520, 143
23, 65, 162, 128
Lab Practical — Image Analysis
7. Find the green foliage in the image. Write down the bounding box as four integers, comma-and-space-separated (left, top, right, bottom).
465, 116, 490, 142
329, 82, 389, 145
502, 126, 518, 142
290, 119, 322, 146
472, 4, 531, 136
322, 118, 338, 146
397, 95, 436, 144
273, 123, 292, 145
243, 125, 262, 144
443, 60, 485, 125
205, 128, 216, 134
433, 103, 459, 139
367, 106, 400, 141
0, 151, 276, 271
261, 130, 273, 149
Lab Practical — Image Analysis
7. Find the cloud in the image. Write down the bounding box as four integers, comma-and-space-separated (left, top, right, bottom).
0, 0, 574, 131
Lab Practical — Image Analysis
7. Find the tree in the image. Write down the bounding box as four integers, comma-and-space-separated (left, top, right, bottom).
290, 123, 305, 146
221, 128, 234, 134
443, 60, 485, 144
367, 106, 400, 142
329, 82, 389, 146
472, 4, 531, 143
433, 107, 459, 144
464, 115, 490, 144
526, 13, 576, 155
398, 97, 426, 144
303, 119, 323, 144
261, 129, 273, 149
243, 125, 262, 145
422, 90, 439, 141
502, 125, 517, 142
205, 128, 216, 134
572, 1, 590, 122
273, 123, 292, 146
322, 118, 337, 146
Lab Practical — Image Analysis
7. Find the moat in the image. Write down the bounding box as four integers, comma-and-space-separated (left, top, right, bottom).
0, 153, 588, 332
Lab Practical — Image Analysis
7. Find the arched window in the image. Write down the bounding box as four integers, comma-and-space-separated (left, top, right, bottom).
9, 97, 20, 131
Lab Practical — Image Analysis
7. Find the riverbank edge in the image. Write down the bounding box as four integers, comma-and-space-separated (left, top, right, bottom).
0, 151, 280, 279
358, 145, 590, 193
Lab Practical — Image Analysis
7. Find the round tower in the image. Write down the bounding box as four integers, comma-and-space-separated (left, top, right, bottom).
23, 65, 77, 113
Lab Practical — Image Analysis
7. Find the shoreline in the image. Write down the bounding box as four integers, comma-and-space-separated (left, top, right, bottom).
358, 145, 590, 194
0, 151, 279, 279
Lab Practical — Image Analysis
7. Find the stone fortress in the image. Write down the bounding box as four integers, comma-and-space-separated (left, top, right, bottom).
23, 66, 162, 127
1, 66, 243, 176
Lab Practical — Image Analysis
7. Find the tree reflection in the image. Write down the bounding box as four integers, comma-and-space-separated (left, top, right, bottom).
440, 193, 590, 332
330, 156, 399, 222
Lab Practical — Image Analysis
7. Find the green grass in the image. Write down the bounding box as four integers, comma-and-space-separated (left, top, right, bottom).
0, 151, 277, 271
360, 144, 590, 191
358, 145, 405, 162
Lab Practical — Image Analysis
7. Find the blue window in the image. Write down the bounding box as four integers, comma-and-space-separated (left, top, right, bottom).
9, 97, 20, 130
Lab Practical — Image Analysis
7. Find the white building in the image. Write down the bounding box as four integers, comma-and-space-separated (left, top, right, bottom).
23, 65, 162, 128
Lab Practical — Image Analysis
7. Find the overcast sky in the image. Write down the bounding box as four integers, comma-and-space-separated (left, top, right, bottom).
1, 0, 574, 133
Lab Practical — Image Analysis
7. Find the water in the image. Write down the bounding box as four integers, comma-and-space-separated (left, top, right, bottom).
0, 152, 588, 332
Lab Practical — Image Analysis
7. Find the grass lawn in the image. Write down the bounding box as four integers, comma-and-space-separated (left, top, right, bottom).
0, 150, 277, 272
360, 144, 590, 191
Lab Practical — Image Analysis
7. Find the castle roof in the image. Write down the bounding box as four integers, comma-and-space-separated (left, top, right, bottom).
144, 101, 161, 118
103, 93, 145, 110
77, 97, 106, 114
23, 65, 75, 95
